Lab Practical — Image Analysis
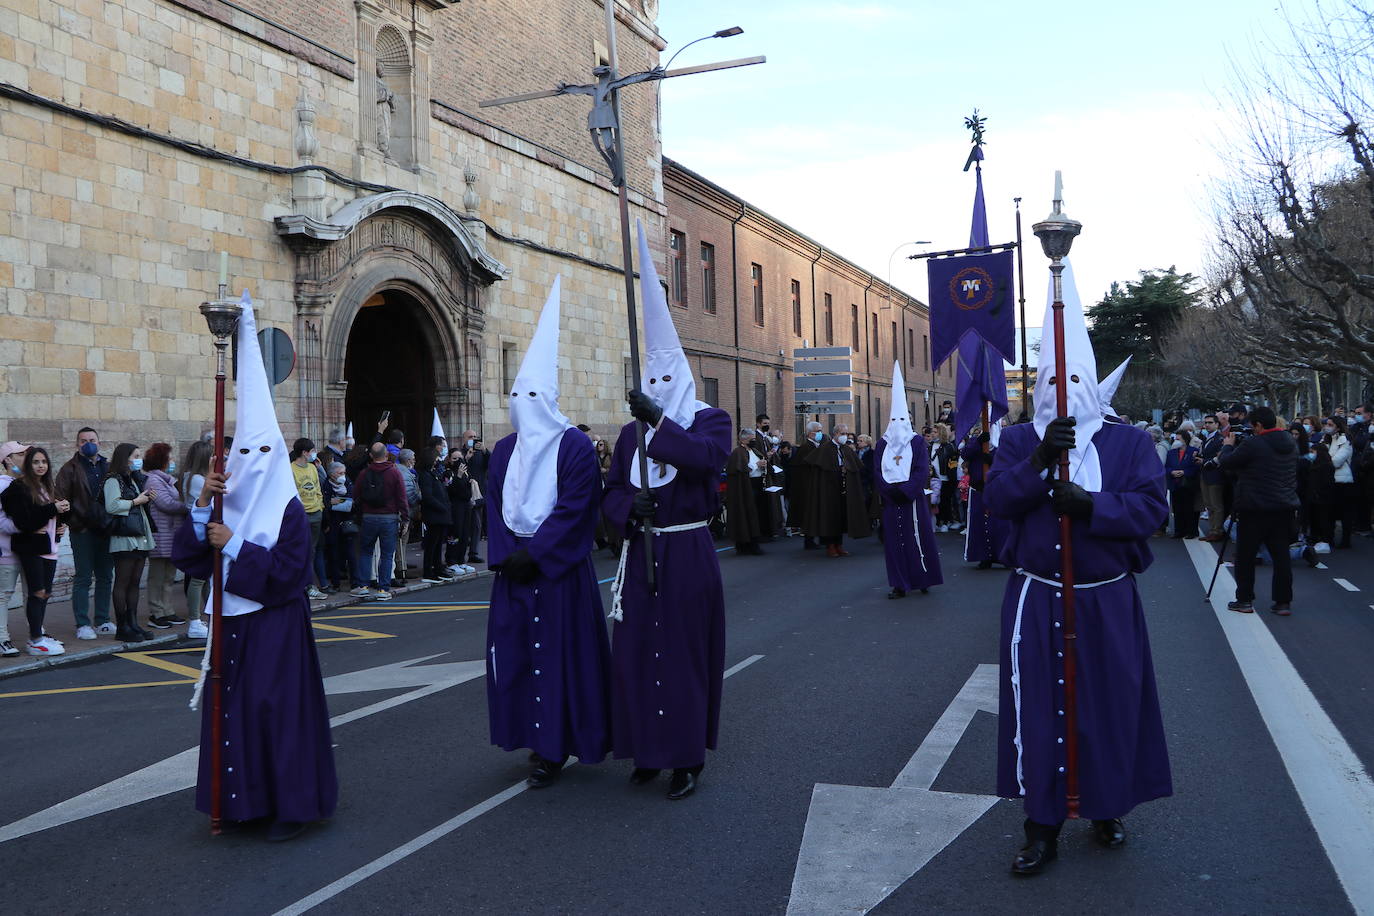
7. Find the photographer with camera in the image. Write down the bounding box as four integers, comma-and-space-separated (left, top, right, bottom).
1218, 405, 1300, 616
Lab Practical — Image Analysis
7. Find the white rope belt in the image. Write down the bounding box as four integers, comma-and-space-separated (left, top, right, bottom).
1015, 568, 1128, 589
1008, 567, 1127, 796
608, 520, 710, 621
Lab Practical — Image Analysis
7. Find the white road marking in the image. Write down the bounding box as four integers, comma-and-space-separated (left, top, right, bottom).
786, 665, 1000, 916
1316, 562, 1329, 570
1334, 578, 1359, 592
274, 653, 767, 916
0, 656, 485, 844
1186, 539, 1374, 915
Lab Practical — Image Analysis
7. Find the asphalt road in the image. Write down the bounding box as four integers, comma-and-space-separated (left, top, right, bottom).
0, 529, 1370, 915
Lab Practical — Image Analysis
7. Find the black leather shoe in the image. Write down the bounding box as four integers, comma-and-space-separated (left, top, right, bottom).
266, 820, 308, 843
1011, 819, 1060, 876
1092, 818, 1126, 848
803, 539, 820, 550
1271, 603, 1292, 616
667, 767, 700, 800
629, 767, 661, 785
887, 588, 906, 599
977, 559, 994, 570
526, 756, 565, 789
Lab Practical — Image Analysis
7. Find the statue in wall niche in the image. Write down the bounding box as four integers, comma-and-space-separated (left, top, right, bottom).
375, 62, 396, 156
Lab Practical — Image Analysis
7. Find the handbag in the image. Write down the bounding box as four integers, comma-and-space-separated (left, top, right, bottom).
110, 509, 146, 538
11, 530, 53, 555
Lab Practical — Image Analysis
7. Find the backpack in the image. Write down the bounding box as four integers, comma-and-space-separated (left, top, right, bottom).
357, 467, 388, 508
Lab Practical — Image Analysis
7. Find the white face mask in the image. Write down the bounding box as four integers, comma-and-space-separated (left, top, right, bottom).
308, 451, 317, 463
836, 434, 849, 445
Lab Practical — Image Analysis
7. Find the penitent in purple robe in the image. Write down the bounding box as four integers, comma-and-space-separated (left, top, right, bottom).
171, 500, 338, 824
603, 408, 732, 769
960, 439, 1011, 564
873, 440, 943, 592
984, 421, 1172, 825
485, 428, 613, 764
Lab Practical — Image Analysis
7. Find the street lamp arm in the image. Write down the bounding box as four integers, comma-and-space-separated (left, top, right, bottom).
663, 27, 744, 72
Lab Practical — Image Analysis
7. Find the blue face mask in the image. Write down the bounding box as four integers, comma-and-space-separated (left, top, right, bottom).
80, 441, 99, 457
813, 431, 824, 443
1303, 424, 1312, 434
130, 459, 144, 472
167, 462, 177, 475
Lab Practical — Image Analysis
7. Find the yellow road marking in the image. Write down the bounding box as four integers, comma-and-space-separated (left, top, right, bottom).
117, 653, 203, 678
310, 622, 395, 640
317, 605, 487, 621
0, 679, 194, 699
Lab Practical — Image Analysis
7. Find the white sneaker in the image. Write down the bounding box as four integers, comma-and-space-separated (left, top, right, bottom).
27, 636, 65, 657
422, 576, 445, 584
187, 619, 209, 639
76, 625, 98, 640
1314, 542, 1332, 554
0, 640, 18, 657
350, 586, 372, 597
460, 564, 477, 576
936, 525, 948, 533
307, 586, 328, 600
447, 564, 463, 576
95, 622, 117, 636
372, 588, 392, 601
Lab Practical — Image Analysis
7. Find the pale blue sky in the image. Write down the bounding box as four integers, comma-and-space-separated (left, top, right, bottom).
656, 0, 1291, 313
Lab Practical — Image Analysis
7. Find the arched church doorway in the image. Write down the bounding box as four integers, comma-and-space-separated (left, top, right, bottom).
344, 289, 438, 450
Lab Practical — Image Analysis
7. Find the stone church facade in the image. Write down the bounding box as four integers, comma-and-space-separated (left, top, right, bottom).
0, 0, 667, 449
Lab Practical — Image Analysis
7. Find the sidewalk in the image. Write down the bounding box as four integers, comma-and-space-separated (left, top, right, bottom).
0, 539, 490, 681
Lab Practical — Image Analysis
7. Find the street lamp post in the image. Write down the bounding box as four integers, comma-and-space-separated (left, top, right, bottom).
1031, 171, 1083, 820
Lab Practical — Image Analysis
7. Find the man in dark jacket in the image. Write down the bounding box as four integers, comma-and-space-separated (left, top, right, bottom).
354, 443, 409, 600
1196, 414, 1227, 541
53, 427, 115, 636
1218, 406, 1301, 615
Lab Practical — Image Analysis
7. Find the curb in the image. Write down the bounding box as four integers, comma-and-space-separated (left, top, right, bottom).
1, 570, 494, 684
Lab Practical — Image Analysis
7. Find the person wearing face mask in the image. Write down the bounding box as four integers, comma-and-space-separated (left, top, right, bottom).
788, 421, 823, 549
291, 438, 330, 601
143, 442, 190, 630
0, 441, 31, 656
1164, 430, 1201, 538
1322, 416, 1357, 549
725, 430, 767, 555
54, 427, 117, 638
1219, 406, 1302, 613
802, 423, 870, 557
102, 443, 157, 642
747, 415, 779, 540
1196, 415, 1227, 541
458, 430, 488, 565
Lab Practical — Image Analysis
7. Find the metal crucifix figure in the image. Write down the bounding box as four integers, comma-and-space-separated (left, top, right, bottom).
481, 9, 763, 590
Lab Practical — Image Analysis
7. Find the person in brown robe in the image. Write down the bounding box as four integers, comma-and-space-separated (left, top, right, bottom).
803, 424, 872, 557
789, 421, 822, 550
725, 430, 766, 555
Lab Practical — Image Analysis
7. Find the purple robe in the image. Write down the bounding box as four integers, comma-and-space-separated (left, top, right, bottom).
960, 439, 1011, 563
873, 440, 943, 592
171, 499, 338, 823
985, 421, 1172, 824
485, 428, 612, 764
603, 408, 732, 769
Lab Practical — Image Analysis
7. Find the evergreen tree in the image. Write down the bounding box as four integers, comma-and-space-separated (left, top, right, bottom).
1087, 267, 1202, 371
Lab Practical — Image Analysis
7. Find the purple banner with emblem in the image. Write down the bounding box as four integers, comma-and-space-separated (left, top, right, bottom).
927, 249, 1016, 370
954, 331, 1008, 441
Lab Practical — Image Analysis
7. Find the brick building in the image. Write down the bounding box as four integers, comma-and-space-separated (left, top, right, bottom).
0, 0, 667, 450
663, 158, 956, 443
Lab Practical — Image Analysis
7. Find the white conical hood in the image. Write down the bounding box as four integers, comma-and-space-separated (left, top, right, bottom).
223, 290, 300, 615
1098, 355, 1131, 419
1032, 260, 1103, 490
881, 361, 916, 483
631, 221, 709, 489
502, 276, 573, 536
431, 408, 445, 442
345, 422, 353, 441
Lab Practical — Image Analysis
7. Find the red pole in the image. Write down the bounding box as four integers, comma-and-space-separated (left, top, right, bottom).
209, 355, 227, 835
1049, 266, 1081, 820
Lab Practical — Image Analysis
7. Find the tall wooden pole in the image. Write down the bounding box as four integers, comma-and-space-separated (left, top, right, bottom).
1015, 200, 1030, 419
1048, 260, 1081, 820
603, 0, 657, 591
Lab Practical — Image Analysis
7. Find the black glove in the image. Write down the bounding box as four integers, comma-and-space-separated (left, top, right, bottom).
627, 389, 664, 426
630, 490, 657, 520
1034, 417, 1077, 470
499, 548, 540, 585
1050, 480, 1094, 521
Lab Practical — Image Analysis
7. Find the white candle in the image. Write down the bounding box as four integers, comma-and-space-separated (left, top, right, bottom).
219, 251, 228, 287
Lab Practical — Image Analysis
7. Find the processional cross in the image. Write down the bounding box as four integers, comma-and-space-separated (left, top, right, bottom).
480, 8, 763, 591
